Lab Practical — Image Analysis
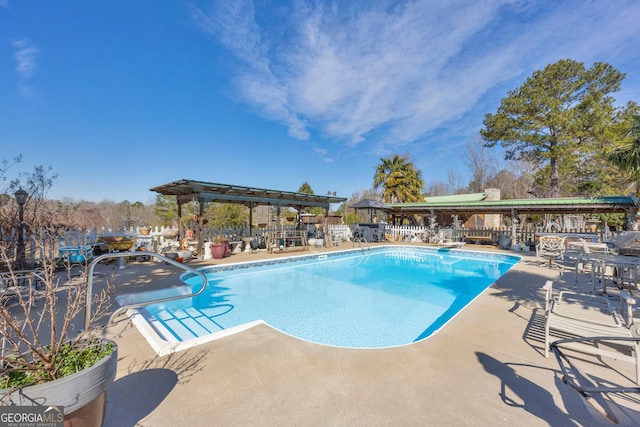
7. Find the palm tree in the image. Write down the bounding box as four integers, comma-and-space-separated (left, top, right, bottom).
373, 155, 425, 203
609, 115, 640, 196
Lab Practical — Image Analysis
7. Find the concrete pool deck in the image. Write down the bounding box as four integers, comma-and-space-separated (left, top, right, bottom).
98, 244, 640, 426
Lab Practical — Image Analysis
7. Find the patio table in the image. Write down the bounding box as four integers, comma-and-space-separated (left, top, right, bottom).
581, 253, 640, 294
267, 230, 308, 253
0, 269, 45, 297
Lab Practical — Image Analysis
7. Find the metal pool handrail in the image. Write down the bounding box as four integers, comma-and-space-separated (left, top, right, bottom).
84, 251, 208, 330
352, 237, 369, 248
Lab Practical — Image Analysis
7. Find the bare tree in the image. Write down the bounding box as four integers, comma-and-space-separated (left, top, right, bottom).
95, 200, 131, 228
447, 170, 467, 194
485, 160, 536, 199
340, 188, 380, 223
0, 226, 114, 390
1, 157, 116, 392
463, 136, 500, 193
424, 181, 450, 197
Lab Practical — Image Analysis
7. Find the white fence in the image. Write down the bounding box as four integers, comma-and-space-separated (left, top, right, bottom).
384, 225, 428, 242
1, 226, 181, 264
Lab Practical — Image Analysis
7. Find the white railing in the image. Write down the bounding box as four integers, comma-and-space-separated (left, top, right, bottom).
384, 225, 428, 242
61, 226, 180, 248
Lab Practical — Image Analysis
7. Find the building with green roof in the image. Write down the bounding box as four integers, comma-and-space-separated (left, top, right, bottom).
386, 192, 638, 228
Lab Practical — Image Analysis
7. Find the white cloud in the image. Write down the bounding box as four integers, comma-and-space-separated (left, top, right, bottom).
312, 144, 333, 163
191, 0, 310, 139
12, 38, 39, 99
13, 38, 38, 79
193, 0, 640, 154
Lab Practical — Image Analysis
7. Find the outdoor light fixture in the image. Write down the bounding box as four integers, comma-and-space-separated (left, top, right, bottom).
14, 188, 28, 206
14, 188, 28, 269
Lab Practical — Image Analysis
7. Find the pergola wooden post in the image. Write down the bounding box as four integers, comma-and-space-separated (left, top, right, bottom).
248, 202, 255, 237
198, 197, 205, 258
177, 200, 184, 243
511, 209, 518, 249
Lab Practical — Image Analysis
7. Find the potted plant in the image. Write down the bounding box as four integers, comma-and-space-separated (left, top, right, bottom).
211, 235, 228, 259
0, 225, 117, 426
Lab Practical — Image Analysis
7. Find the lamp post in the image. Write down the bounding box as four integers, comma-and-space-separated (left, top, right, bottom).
14, 188, 28, 269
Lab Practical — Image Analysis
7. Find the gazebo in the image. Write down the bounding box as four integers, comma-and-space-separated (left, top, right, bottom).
349, 199, 390, 223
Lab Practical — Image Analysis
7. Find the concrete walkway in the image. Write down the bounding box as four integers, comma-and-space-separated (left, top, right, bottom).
99, 245, 640, 426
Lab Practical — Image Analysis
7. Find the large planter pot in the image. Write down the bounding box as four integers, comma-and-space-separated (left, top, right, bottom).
211, 243, 226, 259
1, 338, 118, 427
98, 236, 135, 251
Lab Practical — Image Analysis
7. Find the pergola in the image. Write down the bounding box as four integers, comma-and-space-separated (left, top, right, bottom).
150, 179, 346, 257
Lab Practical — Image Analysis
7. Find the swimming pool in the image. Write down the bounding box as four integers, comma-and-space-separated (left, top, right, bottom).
117, 246, 519, 354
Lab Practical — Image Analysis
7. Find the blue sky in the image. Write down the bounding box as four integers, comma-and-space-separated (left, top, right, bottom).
2, 1, 639, 203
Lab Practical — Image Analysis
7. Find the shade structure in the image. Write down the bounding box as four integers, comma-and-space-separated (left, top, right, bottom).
150, 179, 347, 259
349, 199, 390, 222
349, 199, 390, 210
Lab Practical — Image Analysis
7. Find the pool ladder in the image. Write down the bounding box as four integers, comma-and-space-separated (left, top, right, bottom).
352, 237, 370, 252
84, 251, 208, 330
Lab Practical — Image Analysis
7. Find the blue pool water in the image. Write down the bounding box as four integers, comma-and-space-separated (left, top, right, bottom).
135, 247, 519, 350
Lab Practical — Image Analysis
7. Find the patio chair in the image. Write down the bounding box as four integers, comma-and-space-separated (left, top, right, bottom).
542, 281, 640, 384
536, 235, 566, 268
551, 336, 640, 423
565, 238, 600, 285
421, 229, 436, 244
436, 229, 453, 245
1, 269, 45, 300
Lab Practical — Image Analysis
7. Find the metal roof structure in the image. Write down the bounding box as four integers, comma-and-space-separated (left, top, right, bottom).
422, 193, 488, 203
349, 199, 390, 210
387, 196, 639, 218
150, 179, 346, 208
